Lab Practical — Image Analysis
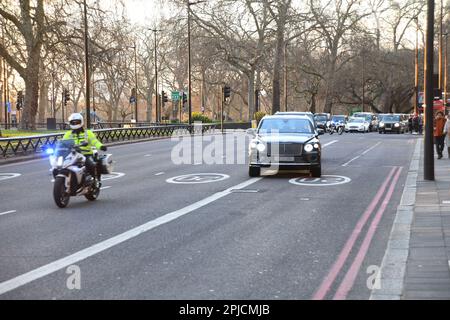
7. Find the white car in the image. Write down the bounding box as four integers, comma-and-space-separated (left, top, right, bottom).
345, 117, 370, 133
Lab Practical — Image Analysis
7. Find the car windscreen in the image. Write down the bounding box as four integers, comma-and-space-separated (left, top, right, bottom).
349, 118, 364, 123
332, 116, 345, 122
258, 118, 314, 134
382, 115, 400, 122
314, 115, 327, 122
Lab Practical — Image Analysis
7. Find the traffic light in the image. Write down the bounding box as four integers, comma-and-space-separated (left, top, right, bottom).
182, 92, 187, 103
130, 88, 136, 103
63, 89, 71, 106
162, 90, 168, 103
16, 91, 24, 110
223, 85, 231, 101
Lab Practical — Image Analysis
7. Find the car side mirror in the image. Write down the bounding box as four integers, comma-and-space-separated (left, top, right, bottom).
246, 128, 256, 136
317, 129, 324, 135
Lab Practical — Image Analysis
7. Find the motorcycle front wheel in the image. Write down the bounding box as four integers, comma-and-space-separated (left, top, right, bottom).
85, 183, 100, 201
338, 127, 344, 135
54, 176, 70, 208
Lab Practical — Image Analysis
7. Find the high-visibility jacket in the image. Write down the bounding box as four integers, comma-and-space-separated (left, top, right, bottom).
62, 129, 103, 155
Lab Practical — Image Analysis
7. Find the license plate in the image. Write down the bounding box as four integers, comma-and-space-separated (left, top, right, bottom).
278, 157, 294, 162
385, 128, 391, 130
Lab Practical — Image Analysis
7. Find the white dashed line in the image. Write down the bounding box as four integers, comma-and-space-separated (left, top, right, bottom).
0, 177, 262, 296
0, 210, 16, 216
155, 172, 165, 176
342, 142, 381, 167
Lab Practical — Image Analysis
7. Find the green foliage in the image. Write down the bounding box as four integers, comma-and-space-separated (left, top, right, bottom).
253, 111, 267, 125
191, 112, 212, 123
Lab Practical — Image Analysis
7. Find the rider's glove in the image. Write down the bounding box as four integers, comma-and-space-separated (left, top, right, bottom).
100, 146, 107, 151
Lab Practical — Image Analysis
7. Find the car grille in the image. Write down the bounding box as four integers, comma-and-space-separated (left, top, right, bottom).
267, 143, 303, 156
385, 123, 393, 129
350, 126, 359, 129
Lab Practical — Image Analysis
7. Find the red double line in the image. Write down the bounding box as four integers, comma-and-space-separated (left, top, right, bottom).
312, 166, 402, 300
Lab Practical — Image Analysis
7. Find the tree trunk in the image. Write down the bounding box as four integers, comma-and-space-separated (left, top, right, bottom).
247, 70, 255, 121
38, 80, 48, 123
271, 31, 285, 115
310, 92, 317, 113
21, 65, 40, 130
323, 54, 337, 114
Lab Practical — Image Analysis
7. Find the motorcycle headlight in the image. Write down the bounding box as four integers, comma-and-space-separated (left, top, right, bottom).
304, 144, 314, 152
57, 156, 64, 167
394, 123, 400, 127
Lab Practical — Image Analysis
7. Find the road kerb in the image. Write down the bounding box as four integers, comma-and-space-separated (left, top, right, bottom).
369, 138, 421, 299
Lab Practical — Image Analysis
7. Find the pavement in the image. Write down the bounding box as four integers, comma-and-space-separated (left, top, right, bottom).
370, 135, 450, 300
0, 131, 420, 299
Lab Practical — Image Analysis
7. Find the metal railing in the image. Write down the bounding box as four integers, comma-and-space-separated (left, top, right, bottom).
0, 124, 216, 158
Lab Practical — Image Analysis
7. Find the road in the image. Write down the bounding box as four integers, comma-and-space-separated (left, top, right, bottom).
0, 130, 418, 299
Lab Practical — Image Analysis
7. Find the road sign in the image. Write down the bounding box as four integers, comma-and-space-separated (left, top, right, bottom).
289, 175, 351, 186
166, 173, 229, 184
171, 91, 180, 101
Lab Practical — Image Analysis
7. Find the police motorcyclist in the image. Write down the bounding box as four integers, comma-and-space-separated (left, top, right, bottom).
62, 113, 107, 185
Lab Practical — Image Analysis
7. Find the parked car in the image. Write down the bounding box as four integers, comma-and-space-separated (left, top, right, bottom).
247, 115, 322, 177
353, 112, 377, 131
378, 114, 406, 134
314, 113, 331, 133
345, 117, 370, 133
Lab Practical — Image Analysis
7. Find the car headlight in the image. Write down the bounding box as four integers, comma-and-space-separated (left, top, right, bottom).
250, 141, 266, 152
314, 143, 320, 149
379, 122, 384, 127
394, 123, 400, 127
304, 144, 314, 152
256, 143, 266, 152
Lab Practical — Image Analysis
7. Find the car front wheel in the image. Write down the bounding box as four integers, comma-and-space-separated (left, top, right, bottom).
311, 165, 321, 177
249, 166, 261, 177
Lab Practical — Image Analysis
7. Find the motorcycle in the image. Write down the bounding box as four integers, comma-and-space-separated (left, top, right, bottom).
328, 121, 345, 135
47, 140, 113, 208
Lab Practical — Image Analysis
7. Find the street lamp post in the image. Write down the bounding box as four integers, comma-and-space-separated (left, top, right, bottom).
187, 0, 206, 126
149, 28, 162, 123
424, 0, 435, 181
415, 17, 419, 115
445, 33, 448, 110
362, 53, 365, 113
438, 0, 443, 91
133, 41, 138, 122
284, 41, 289, 112
83, 0, 91, 129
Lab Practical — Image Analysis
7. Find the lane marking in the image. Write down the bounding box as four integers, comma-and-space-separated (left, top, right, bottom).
0, 210, 16, 216
323, 140, 339, 147
102, 172, 125, 181
312, 166, 398, 300
342, 142, 381, 167
0, 173, 21, 182
166, 173, 229, 184
0, 177, 262, 296
155, 172, 165, 176
144, 154, 152, 157
333, 166, 403, 300
289, 175, 351, 187
100, 186, 111, 190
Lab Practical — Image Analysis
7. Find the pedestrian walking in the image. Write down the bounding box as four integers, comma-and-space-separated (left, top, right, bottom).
445, 117, 450, 159
418, 114, 423, 134
434, 111, 447, 159
408, 115, 413, 133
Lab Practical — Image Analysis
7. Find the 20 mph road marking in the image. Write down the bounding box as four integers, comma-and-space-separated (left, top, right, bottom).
0, 177, 262, 296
